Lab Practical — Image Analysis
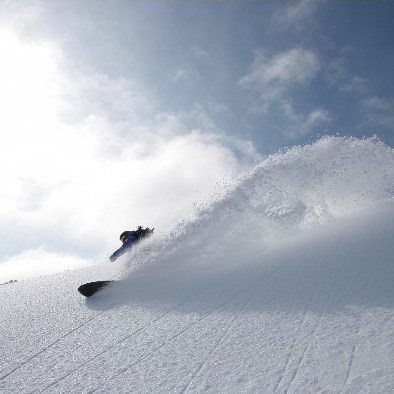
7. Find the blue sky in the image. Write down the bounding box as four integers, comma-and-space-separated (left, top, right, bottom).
37, 0, 394, 150
0, 0, 393, 280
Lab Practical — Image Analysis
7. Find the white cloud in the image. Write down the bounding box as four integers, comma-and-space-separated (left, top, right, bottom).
272, 0, 319, 30
69, 73, 157, 123
0, 247, 93, 282
0, 0, 44, 33
326, 57, 347, 86
361, 96, 394, 128
362, 96, 394, 112
191, 46, 209, 59
326, 57, 369, 94
281, 102, 331, 138
0, 26, 258, 281
171, 68, 197, 83
340, 76, 369, 94
240, 48, 320, 90
170, 46, 208, 84
239, 48, 320, 114
240, 47, 328, 136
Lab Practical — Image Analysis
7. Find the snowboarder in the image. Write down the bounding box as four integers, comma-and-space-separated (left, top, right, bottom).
109, 226, 154, 262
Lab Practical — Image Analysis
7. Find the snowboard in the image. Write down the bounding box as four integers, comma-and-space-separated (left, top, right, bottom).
78, 280, 114, 297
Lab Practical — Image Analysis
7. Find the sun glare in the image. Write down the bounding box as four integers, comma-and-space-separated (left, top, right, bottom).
0, 28, 66, 215
0, 28, 61, 132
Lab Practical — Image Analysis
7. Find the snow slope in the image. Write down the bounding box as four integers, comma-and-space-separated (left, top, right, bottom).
1, 137, 394, 393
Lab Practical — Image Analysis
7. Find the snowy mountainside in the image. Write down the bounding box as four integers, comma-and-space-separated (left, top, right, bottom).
1, 137, 394, 393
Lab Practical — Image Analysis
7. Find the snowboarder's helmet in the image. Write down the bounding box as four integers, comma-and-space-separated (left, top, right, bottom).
119, 231, 129, 242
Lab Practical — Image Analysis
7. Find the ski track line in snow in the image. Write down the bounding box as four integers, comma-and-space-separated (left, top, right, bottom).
0, 286, 137, 384
275, 254, 342, 394
344, 341, 358, 388
285, 256, 349, 393
22, 309, 169, 393
1, 289, 150, 388
340, 249, 393, 391
10, 267, 246, 393
88, 262, 288, 394
272, 309, 324, 393
178, 314, 243, 394
0, 312, 109, 382
30, 294, 206, 393
37, 305, 183, 394
46, 263, 284, 393
340, 284, 384, 390
340, 305, 392, 391
36, 268, 260, 393
88, 287, 267, 393
341, 294, 373, 390
179, 269, 272, 394
284, 292, 338, 393
284, 312, 324, 393
5, 268, 238, 391
273, 280, 331, 392
272, 310, 308, 393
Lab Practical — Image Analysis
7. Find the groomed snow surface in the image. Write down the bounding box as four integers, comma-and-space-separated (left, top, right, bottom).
1, 137, 394, 393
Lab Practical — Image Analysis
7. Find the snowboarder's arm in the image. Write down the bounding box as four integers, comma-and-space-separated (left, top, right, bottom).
109, 245, 128, 262
109, 234, 138, 261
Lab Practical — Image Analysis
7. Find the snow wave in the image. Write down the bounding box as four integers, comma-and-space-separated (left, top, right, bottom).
205, 136, 393, 227
126, 136, 394, 276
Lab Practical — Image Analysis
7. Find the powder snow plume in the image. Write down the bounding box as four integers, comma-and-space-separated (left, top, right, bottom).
122, 136, 394, 283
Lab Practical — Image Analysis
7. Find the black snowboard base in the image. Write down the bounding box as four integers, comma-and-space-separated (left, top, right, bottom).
78, 280, 114, 297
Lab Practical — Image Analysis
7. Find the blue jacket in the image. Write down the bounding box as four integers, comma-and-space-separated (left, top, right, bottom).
109, 232, 138, 262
